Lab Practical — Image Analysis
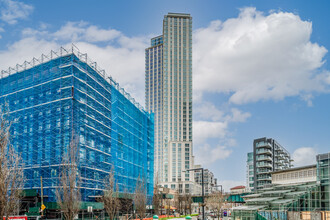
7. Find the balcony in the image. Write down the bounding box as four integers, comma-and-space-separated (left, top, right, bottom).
257, 168, 272, 174
256, 142, 272, 149
257, 175, 272, 181
275, 160, 284, 165
256, 162, 272, 168
256, 155, 272, 162
256, 149, 272, 155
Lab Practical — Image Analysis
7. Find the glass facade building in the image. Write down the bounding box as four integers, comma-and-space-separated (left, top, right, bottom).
253, 137, 292, 191
145, 13, 194, 193
0, 47, 154, 202
317, 152, 330, 210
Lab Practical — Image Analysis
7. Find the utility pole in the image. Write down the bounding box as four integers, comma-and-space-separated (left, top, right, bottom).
40, 176, 44, 217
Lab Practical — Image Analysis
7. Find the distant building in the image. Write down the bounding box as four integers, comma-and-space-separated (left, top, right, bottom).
230, 185, 246, 194
194, 165, 218, 195
272, 165, 317, 185
246, 152, 254, 191
253, 137, 292, 191
317, 152, 330, 210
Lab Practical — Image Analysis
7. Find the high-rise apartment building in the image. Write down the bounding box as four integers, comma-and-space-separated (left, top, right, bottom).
145, 13, 194, 193
253, 137, 292, 191
0, 46, 154, 202
246, 152, 254, 192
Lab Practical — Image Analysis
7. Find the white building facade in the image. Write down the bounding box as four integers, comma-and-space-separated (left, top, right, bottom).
246, 152, 254, 192
145, 13, 196, 194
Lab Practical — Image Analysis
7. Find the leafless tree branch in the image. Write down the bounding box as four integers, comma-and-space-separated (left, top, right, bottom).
206, 192, 224, 220
134, 176, 147, 220
55, 138, 80, 220
0, 107, 24, 220
103, 169, 121, 220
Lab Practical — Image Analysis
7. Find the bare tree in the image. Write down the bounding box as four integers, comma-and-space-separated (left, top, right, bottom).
152, 178, 161, 215
134, 176, 147, 220
103, 170, 121, 220
121, 187, 133, 219
185, 193, 192, 215
55, 138, 81, 220
182, 193, 192, 215
175, 194, 184, 215
0, 109, 24, 220
206, 192, 223, 220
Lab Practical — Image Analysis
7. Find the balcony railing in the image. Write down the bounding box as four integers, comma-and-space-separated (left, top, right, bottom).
256, 149, 272, 155
256, 162, 272, 168
256, 155, 272, 162
256, 142, 272, 149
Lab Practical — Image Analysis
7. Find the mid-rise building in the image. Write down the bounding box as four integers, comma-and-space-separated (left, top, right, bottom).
272, 164, 317, 185
194, 165, 218, 195
253, 137, 292, 191
145, 13, 194, 193
246, 152, 254, 192
230, 185, 247, 195
0, 47, 154, 202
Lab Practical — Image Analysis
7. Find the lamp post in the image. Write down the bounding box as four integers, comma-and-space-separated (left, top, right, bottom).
183, 168, 205, 220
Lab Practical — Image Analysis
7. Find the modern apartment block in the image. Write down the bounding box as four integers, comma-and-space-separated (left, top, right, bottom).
253, 137, 292, 191
145, 13, 194, 193
0, 46, 154, 202
246, 152, 254, 192
194, 165, 218, 195
317, 152, 330, 210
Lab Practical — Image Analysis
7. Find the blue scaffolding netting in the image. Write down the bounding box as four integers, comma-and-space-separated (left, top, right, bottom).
0, 45, 154, 202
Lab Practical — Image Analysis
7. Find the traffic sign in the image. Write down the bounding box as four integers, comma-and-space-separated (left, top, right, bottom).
41, 204, 46, 211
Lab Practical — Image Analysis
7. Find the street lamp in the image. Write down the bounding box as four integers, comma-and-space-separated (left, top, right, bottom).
182, 168, 205, 220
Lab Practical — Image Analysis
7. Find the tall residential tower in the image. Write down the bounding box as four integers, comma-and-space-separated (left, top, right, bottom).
146, 13, 195, 193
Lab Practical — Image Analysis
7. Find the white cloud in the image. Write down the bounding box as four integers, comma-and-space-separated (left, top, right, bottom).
193, 7, 329, 104
292, 147, 317, 167
193, 104, 250, 145
0, 27, 4, 39
0, 22, 148, 104
194, 120, 228, 145
193, 103, 250, 165
194, 102, 224, 121
0, 0, 33, 24
53, 22, 122, 43
194, 143, 232, 165
226, 108, 251, 122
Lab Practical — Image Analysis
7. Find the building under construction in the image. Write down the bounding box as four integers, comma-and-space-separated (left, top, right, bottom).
0, 46, 154, 203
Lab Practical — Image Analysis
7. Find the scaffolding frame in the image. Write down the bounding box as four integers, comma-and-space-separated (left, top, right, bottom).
0, 45, 154, 202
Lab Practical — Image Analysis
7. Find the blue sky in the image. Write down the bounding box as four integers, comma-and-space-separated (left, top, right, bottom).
0, 0, 330, 190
